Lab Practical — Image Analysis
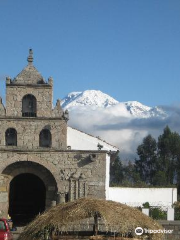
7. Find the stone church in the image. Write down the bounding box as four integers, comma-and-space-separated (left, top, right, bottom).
0, 49, 116, 225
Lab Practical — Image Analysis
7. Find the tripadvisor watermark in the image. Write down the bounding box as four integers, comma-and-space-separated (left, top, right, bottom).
135, 227, 173, 235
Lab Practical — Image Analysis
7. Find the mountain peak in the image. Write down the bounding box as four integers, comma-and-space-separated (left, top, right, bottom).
61, 90, 167, 119
61, 90, 119, 109
123, 101, 166, 118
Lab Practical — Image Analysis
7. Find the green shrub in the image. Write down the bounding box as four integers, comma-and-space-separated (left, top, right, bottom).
142, 202, 150, 208
172, 201, 180, 220
149, 207, 167, 220
174, 208, 180, 220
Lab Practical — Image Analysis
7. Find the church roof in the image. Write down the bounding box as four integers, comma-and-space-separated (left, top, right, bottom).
14, 65, 45, 85
13, 49, 45, 85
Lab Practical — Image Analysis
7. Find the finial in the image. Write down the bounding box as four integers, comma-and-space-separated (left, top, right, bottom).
48, 76, 53, 86
6, 76, 11, 85
27, 49, 33, 65
56, 99, 61, 107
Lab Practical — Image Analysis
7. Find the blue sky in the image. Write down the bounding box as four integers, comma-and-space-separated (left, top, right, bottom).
0, 0, 180, 107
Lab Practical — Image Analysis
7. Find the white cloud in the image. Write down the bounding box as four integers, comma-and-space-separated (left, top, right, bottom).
68, 103, 180, 160
68, 104, 145, 159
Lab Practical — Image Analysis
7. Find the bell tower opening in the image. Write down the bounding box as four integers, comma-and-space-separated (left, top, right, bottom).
9, 173, 46, 226
22, 94, 37, 117
5, 128, 17, 146
39, 129, 52, 147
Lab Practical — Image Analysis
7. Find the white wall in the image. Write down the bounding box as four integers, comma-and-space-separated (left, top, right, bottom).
67, 126, 119, 151
108, 187, 177, 208
105, 155, 110, 199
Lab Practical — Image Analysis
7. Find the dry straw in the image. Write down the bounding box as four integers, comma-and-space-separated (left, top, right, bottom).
18, 198, 164, 240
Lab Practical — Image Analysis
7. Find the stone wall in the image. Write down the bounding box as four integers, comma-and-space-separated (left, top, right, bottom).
6, 85, 53, 117
0, 118, 67, 149
0, 97, 5, 116
159, 221, 180, 240
0, 150, 107, 217
0, 174, 10, 217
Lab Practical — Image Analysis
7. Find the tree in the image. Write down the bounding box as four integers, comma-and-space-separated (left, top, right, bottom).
123, 161, 145, 187
158, 126, 180, 185
135, 134, 157, 184
110, 155, 124, 186
134, 126, 180, 188
111, 126, 180, 191
152, 171, 167, 186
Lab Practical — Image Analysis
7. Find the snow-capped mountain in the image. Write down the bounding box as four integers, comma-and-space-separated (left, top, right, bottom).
61, 90, 167, 119
124, 101, 167, 118
60, 90, 172, 159
61, 90, 119, 109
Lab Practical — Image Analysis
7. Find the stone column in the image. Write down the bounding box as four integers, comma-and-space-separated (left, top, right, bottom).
167, 208, 174, 221
57, 192, 66, 204
142, 208, 149, 216
57, 193, 60, 204
50, 201, 56, 207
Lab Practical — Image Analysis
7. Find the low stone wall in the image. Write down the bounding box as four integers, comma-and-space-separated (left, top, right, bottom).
52, 236, 138, 240
159, 220, 180, 240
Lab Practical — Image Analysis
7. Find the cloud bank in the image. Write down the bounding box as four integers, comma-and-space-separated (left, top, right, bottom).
68, 103, 180, 160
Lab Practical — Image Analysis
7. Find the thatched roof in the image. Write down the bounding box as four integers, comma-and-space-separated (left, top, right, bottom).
18, 198, 164, 240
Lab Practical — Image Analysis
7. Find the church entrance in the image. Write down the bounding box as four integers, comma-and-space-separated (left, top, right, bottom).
9, 173, 46, 226
2, 161, 58, 226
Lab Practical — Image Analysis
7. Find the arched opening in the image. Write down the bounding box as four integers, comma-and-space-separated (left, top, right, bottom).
22, 94, 37, 117
5, 128, 17, 146
2, 161, 58, 226
9, 173, 46, 226
39, 129, 52, 147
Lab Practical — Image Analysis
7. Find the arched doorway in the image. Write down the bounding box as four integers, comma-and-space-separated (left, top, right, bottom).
2, 161, 58, 225
9, 173, 46, 226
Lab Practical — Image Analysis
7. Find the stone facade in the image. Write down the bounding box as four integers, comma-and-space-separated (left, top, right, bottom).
0, 97, 5, 116
0, 118, 67, 149
0, 150, 107, 217
6, 84, 53, 118
0, 50, 108, 221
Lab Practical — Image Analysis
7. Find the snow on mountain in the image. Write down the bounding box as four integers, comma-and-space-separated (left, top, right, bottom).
61, 90, 167, 119
61, 90, 119, 109
124, 101, 167, 118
